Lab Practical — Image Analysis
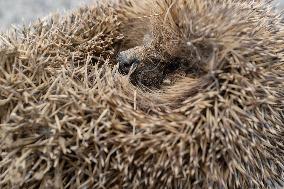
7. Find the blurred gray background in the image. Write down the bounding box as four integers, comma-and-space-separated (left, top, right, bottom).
0, 0, 284, 31
0, 0, 94, 31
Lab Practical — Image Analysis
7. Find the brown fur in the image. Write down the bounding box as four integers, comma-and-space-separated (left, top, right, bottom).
0, 0, 284, 188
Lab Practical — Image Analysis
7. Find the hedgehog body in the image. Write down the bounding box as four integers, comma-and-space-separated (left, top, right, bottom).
0, 0, 284, 188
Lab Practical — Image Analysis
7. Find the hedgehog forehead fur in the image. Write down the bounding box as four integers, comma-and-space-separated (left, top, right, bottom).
0, 0, 284, 189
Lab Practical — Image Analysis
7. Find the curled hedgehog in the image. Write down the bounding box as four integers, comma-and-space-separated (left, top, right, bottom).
0, 0, 284, 188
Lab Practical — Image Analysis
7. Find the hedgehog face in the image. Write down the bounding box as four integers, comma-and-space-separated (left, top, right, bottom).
118, 52, 168, 88
117, 45, 186, 88
116, 34, 171, 88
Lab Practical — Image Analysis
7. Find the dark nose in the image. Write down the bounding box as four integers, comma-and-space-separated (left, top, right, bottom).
117, 52, 140, 75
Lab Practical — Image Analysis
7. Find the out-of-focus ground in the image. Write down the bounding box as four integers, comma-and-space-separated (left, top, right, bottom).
278, 0, 284, 8
0, 0, 94, 31
0, 0, 284, 31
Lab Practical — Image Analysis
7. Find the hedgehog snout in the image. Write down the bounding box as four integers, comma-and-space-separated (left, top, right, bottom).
117, 49, 141, 75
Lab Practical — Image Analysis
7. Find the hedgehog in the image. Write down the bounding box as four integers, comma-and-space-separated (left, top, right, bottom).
0, 0, 284, 189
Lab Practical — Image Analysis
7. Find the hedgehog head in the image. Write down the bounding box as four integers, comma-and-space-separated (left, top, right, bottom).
117, 0, 281, 90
